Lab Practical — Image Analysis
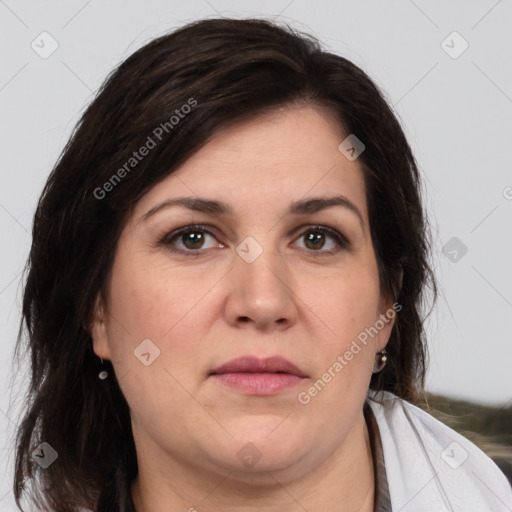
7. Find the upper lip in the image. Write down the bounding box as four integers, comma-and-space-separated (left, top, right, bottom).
210, 355, 306, 377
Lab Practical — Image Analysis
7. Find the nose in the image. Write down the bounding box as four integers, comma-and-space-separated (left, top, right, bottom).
223, 243, 299, 332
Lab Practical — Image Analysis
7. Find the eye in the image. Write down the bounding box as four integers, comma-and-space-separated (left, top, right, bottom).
293, 225, 350, 255
158, 224, 350, 256
158, 224, 223, 256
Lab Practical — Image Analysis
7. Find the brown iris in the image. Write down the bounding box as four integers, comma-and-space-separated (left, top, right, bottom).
181, 231, 205, 249
304, 230, 326, 250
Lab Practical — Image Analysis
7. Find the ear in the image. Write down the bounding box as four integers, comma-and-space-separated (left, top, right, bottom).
375, 291, 400, 352
89, 293, 112, 360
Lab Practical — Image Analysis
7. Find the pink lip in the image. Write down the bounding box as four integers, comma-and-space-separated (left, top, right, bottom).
210, 355, 306, 395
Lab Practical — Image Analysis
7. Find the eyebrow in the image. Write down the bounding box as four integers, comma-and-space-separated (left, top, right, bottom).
138, 195, 365, 231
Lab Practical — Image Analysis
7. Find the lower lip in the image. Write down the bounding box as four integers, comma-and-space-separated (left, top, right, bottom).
211, 372, 304, 395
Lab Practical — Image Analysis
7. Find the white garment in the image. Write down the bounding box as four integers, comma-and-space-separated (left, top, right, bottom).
367, 390, 512, 511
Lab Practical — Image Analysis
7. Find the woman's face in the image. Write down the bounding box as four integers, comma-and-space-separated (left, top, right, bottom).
92, 105, 395, 485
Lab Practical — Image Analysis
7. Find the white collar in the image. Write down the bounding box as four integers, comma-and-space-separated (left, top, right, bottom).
366, 390, 512, 511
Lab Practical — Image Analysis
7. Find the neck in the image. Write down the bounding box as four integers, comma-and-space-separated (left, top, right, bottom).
131, 413, 375, 512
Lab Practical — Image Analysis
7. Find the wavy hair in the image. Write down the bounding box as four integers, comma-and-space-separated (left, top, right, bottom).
11, 17, 437, 511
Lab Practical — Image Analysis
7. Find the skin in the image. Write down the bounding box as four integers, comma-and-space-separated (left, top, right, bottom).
91, 104, 396, 512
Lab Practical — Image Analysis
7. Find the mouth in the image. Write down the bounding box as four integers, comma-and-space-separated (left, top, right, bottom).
209, 355, 306, 395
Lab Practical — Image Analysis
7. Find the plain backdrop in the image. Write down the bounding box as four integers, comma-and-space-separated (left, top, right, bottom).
1, 0, 511, 508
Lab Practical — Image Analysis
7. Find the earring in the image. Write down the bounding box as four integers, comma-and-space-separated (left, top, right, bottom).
98, 358, 109, 380
372, 349, 387, 373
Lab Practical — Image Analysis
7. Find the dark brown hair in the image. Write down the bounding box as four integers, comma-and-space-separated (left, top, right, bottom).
11, 17, 437, 512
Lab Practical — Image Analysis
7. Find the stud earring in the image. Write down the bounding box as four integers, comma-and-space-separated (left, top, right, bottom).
372, 349, 387, 373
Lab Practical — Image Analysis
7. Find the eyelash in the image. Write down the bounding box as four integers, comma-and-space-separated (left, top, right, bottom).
157, 224, 351, 257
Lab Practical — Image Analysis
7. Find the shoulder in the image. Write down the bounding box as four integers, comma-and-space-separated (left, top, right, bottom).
366, 390, 512, 512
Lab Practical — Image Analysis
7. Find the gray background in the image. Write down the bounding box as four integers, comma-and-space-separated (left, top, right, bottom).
1, 0, 511, 508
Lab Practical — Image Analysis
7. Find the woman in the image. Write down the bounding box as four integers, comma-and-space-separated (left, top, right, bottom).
12, 17, 511, 512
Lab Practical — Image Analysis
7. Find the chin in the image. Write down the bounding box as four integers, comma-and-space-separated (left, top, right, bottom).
219, 452, 307, 483
206, 424, 308, 474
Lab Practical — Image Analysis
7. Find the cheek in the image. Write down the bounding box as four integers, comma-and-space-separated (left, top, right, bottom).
301, 277, 379, 421
105, 256, 224, 395
312, 266, 381, 339
303, 262, 382, 396
108, 250, 215, 340
104, 265, 216, 425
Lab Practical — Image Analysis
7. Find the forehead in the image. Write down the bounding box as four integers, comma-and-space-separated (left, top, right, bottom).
130, 105, 368, 225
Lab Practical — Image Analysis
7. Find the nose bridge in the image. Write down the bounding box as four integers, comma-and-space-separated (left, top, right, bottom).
235, 235, 287, 297
225, 234, 297, 329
